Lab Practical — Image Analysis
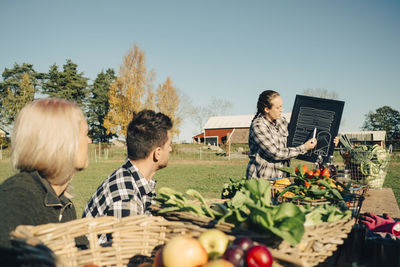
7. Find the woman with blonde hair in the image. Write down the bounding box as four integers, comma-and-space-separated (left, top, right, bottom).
0, 98, 91, 248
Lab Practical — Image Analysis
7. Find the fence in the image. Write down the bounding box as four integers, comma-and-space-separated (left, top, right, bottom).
2, 144, 398, 163
87, 144, 249, 162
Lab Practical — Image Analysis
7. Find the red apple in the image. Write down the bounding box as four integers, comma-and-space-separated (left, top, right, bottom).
246, 245, 273, 267
162, 235, 208, 267
222, 245, 245, 267
153, 247, 164, 267
232, 236, 253, 252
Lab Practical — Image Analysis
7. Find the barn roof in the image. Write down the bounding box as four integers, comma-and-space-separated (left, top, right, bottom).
339, 131, 386, 141
204, 113, 291, 129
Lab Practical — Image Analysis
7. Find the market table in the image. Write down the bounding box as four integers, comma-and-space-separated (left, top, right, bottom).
360, 187, 400, 218
322, 187, 400, 267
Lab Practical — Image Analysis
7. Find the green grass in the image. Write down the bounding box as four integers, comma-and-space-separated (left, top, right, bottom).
1, 154, 400, 217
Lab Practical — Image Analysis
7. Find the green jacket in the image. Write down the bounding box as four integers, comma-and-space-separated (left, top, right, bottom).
0, 171, 77, 248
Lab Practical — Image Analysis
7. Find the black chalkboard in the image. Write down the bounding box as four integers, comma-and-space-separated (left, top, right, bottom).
288, 95, 345, 163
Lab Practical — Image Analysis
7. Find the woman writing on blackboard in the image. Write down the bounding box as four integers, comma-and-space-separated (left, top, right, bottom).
246, 90, 317, 179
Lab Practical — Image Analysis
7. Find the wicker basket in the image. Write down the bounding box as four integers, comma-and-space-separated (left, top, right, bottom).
10, 215, 304, 267
11, 215, 209, 267
340, 146, 391, 189
151, 205, 356, 267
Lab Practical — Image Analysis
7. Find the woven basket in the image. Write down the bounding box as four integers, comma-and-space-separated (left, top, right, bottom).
10, 215, 304, 267
151, 205, 356, 267
11, 215, 209, 267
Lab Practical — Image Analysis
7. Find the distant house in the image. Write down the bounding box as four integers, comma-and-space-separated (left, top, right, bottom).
339, 131, 386, 147
192, 113, 291, 145
192, 115, 387, 148
0, 127, 9, 139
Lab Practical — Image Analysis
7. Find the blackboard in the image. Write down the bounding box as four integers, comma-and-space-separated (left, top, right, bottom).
287, 95, 345, 163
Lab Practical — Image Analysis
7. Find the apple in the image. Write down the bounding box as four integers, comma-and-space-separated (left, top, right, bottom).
153, 247, 164, 267
162, 235, 208, 267
246, 244, 273, 267
202, 259, 235, 267
232, 236, 253, 252
198, 229, 230, 259
222, 245, 245, 267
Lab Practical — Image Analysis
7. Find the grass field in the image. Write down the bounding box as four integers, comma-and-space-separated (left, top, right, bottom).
1, 153, 399, 217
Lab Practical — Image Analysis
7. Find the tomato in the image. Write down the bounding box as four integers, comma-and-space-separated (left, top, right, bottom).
304, 181, 311, 188
321, 168, 330, 178
306, 170, 314, 178
314, 169, 321, 177
302, 165, 308, 174
246, 244, 273, 267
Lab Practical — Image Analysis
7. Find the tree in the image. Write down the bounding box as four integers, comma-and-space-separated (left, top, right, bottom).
0, 63, 40, 114
362, 106, 400, 140
302, 88, 338, 99
87, 69, 116, 143
1, 73, 35, 125
41, 59, 89, 106
189, 97, 233, 133
156, 77, 181, 138
104, 44, 152, 138
143, 70, 156, 110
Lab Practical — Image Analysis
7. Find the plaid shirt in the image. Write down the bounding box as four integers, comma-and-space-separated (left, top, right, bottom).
246, 115, 306, 179
82, 159, 156, 219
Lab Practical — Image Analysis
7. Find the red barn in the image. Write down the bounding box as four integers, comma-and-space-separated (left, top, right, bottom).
192, 114, 291, 145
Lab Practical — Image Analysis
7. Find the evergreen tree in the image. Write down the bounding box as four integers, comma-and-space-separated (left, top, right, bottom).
41, 59, 89, 106
87, 69, 116, 143
0, 63, 38, 125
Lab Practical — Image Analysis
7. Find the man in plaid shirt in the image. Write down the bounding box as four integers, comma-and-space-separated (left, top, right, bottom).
83, 109, 172, 219
246, 90, 317, 179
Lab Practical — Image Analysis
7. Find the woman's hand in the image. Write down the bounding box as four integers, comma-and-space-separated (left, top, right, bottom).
333, 136, 339, 147
304, 138, 317, 150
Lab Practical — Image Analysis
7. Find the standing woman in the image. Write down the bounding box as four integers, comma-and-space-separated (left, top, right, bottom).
0, 98, 92, 248
246, 90, 317, 179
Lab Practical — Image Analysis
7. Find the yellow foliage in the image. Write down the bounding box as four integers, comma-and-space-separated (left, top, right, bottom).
104, 44, 149, 137
156, 77, 181, 138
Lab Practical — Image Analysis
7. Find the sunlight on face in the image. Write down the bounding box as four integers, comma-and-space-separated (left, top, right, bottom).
265, 95, 283, 122
75, 120, 92, 170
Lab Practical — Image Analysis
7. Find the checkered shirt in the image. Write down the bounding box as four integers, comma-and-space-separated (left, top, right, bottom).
82, 159, 156, 219
246, 115, 306, 179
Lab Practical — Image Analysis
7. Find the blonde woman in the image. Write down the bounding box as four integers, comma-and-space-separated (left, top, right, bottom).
0, 98, 91, 248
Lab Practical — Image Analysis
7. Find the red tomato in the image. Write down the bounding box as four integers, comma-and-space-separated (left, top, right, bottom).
307, 170, 314, 178
322, 168, 330, 178
246, 245, 273, 267
314, 169, 321, 177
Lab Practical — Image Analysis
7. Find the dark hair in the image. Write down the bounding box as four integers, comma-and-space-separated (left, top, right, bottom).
252, 90, 280, 122
126, 109, 173, 160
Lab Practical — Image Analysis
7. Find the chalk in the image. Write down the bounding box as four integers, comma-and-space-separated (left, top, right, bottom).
312, 128, 316, 143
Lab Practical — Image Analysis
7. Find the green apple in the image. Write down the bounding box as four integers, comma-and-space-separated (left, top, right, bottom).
198, 229, 230, 259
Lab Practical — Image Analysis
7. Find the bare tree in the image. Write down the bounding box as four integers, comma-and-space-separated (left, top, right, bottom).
187, 97, 233, 133
302, 88, 338, 99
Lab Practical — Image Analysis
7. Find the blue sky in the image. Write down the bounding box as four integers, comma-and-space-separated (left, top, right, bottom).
1, 0, 399, 142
